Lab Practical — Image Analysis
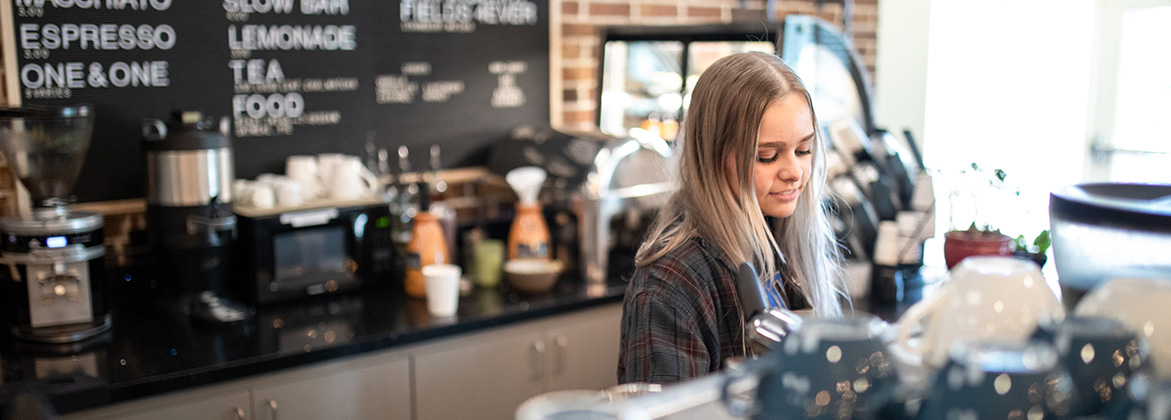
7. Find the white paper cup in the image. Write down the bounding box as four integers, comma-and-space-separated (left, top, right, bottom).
422, 264, 461, 317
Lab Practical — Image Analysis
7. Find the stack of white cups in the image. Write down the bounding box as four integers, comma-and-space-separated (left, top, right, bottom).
289, 153, 378, 202
235, 153, 380, 210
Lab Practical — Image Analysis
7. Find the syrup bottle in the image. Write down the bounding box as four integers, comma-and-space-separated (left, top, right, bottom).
404, 182, 449, 298
505, 167, 550, 260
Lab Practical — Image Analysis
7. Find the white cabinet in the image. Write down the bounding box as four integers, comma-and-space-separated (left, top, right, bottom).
414, 328, 545, 420
414, 303, 622, 420
64, 386, 251, 420
62, 303, 621, 420
250, 353, 411, 420
64, 352, 411, 420
543, 304, 622, 392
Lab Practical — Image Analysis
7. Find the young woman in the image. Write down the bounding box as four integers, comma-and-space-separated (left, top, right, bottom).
618, 51, 846, 384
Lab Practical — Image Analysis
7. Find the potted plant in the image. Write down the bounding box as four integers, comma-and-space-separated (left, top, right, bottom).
943, 223, 1014, 269
943, 163, 1037, 269
1012, 229, 1051, 268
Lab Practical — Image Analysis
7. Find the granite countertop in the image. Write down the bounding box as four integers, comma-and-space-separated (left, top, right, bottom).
0, 273, 628, 414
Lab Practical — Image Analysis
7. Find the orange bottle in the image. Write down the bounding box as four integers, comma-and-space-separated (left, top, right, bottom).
508, 202, 550, 260
404, 183, 450, 298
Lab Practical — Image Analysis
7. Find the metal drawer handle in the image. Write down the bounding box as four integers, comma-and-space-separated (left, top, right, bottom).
553, 335, 568, 376
530, 341, 545, 381
234, 406, 246, 420
268, 399, 278, 420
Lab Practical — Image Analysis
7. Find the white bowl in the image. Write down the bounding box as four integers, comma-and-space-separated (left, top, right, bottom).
504, 259, 563, 294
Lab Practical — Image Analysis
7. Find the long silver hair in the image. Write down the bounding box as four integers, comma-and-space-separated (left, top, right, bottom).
635, 51, 845, 317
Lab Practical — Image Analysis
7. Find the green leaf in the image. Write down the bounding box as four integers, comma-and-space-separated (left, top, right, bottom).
1033, 230, 1051, 254
1015, 235, 1028, 252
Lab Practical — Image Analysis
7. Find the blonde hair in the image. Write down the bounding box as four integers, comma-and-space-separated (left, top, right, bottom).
635, 51, 846, 317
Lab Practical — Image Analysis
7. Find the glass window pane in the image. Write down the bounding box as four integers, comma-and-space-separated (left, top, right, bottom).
599, 41, 684, 138
1108, 6, 1171, 182
791, 44, 865, 132
683, 41, 776, 116
1110, 6, 1171, 152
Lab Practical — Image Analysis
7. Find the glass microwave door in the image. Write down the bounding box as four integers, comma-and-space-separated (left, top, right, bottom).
273, 227, 352, 287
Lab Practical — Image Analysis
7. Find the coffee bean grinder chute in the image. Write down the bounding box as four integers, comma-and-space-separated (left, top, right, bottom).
0, 105, 110, 343
142, 111, 248, 323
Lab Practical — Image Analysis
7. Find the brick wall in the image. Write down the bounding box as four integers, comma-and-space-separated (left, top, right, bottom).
556, 0, 879, 131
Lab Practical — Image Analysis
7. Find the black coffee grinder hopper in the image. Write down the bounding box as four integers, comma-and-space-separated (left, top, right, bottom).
0, 105, 110, 343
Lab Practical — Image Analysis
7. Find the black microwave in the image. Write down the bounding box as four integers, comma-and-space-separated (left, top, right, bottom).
234, 202, 397, 305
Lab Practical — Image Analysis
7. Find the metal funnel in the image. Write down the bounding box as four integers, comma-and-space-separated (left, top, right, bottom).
0, 105, 94, 208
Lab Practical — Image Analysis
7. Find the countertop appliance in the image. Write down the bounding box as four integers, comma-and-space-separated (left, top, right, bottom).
234, 200, 394, 305
580, 132, 673, 285
1050, 182, 1171, 306
0, 105, 109, 343
142, 111, 244, 323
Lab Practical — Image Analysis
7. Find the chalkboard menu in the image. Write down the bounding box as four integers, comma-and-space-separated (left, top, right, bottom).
4, 0, 550, 202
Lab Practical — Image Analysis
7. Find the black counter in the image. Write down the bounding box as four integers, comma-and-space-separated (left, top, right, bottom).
0, 274, 628, 415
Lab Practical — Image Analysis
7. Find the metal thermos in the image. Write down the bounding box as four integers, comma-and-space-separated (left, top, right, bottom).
142, 111, 243, 321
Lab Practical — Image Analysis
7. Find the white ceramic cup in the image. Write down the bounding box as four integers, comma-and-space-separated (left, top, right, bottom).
422, 264, 461, 317
1074, 276, 1171, 379
894, 256, 1063, 368
316, 153, 347, 198
232, 180, 275, 209
271, 178, 303, 208
247, 183, 275, 209
328, 156, 378, 200
232, 179, 253, 206
255, 173, 280, 184
286, 155, 320, 201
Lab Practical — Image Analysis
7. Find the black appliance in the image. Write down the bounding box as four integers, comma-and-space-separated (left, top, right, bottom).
0, 105, 110, 344
142, 111, 245, 323
233, 201, 395, 305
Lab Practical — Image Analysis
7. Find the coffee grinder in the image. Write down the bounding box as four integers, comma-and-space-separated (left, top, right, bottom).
0, 105, 109, 343
143, 111, 247, 323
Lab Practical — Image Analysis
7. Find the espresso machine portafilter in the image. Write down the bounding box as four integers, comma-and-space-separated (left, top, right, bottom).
0, 105, 110, 343
735, 262, 803, 353
143, 111, 247, 323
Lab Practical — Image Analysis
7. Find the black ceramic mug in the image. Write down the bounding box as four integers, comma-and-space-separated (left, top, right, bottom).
748, 315, 898, 420
916, 339, 1074, 420
1031, 315, 1151, 417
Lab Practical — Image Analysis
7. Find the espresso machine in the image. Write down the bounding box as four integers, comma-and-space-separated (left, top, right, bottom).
0, 105, 109, 343
580, 132, 674, 285
143, 111, 246, 323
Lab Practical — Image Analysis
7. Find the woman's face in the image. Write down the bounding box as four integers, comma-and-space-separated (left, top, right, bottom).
728, 94, 815, 218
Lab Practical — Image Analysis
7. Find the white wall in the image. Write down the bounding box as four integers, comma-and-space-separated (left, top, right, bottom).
875, 0, 1095, 236
874, 0, 932, 157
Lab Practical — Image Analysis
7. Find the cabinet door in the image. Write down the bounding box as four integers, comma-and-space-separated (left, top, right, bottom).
64, 389, 251, 420
543, 304, 622, 392
414, 327, 544, 420
251, 355, 410, 420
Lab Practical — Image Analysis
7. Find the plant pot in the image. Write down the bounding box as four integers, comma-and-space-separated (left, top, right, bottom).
1012, 250, 1048, 269
943, 231, 1014, 269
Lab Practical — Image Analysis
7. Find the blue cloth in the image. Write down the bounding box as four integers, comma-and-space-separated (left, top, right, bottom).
765, 274, 788, 310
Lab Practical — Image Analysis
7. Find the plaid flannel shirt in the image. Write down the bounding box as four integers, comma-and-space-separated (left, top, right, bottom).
617, 236, 810, 384
617, 236, 741, 384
